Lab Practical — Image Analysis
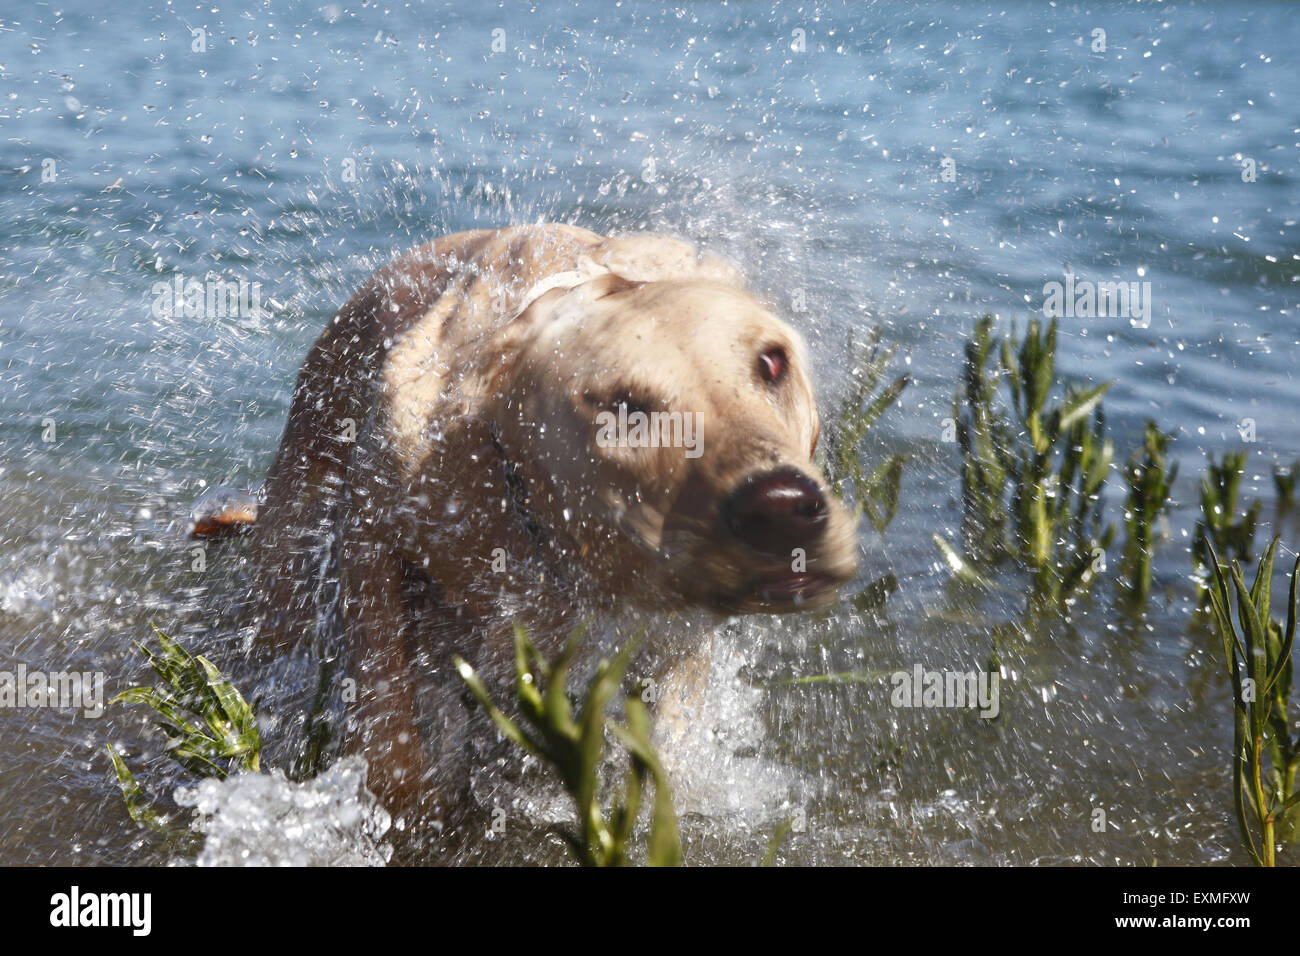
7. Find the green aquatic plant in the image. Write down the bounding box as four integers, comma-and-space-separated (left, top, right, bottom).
107, 626, 262, 826
1194, 451, 1260, 590
1274, 460, 1299, 508
817, 326, 909, 616
762, 818, 797, 866
109, 624, 678, 866
941, 315, 1115, 609
1204, 537, 1300, 866
821, 326, 909, 535
455, 624, 680, 867
1001, 318, 1114, 604
953, 314, 1015, 562
1118, 421, 1178, 603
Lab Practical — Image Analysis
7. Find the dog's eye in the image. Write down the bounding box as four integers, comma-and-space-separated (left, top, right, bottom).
613, 399, 649, 417
614, 389, 651, 416
758, 347, 787, 384
591, 389, 650, 418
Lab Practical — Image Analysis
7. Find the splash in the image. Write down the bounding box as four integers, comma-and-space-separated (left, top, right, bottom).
175, 757, 392, 867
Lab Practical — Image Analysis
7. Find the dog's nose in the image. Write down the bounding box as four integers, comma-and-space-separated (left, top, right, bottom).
723, 467, 828, 556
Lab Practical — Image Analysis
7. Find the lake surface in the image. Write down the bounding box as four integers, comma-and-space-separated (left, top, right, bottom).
0, 0, 1296, 865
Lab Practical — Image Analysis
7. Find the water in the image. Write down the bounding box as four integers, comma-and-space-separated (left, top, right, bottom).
177, 758, 393, 867
0, 0, 1296, 865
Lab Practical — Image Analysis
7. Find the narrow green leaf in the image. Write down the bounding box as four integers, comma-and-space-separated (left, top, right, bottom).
453, 655, 540, 757
932, 534, 1007, 592
617, 697, 679, 867
1249, 536, 1278, 628
1056, 382, 1111, 435
1262, 554, 1299, 700
105, 745, 166, 829
862, 455, 907, 533
762, 819, 796, 867
1230, 563, 1267, 689
859, 373, 909, 430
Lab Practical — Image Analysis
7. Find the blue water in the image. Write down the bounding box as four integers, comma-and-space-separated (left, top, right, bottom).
0, 1, 1296, 864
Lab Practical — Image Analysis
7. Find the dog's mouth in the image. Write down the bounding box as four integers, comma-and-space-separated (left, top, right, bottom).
712, 569, 842, 614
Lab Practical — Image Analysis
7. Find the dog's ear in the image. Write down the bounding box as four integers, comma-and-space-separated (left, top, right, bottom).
507, 255, 607, 318
571, 271, 645, 301
507, 269, 642, 330
478, 273, 594, 394
480, 269, 646, 405
589, 234, 746, 288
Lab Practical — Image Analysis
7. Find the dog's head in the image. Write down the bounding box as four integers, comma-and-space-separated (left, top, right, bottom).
489, 269, 858, 615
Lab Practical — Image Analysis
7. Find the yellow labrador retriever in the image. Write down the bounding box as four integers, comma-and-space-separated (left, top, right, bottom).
204, 224, 858, 820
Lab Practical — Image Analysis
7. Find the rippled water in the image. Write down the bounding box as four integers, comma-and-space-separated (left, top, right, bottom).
0, 1, 1296, 865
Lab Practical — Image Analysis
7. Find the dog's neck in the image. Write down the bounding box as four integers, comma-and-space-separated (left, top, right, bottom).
488, 423, 550, 561
486, 423, 604, 610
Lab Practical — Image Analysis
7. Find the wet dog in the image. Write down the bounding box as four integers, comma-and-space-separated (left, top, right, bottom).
200, 224, 858, 821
